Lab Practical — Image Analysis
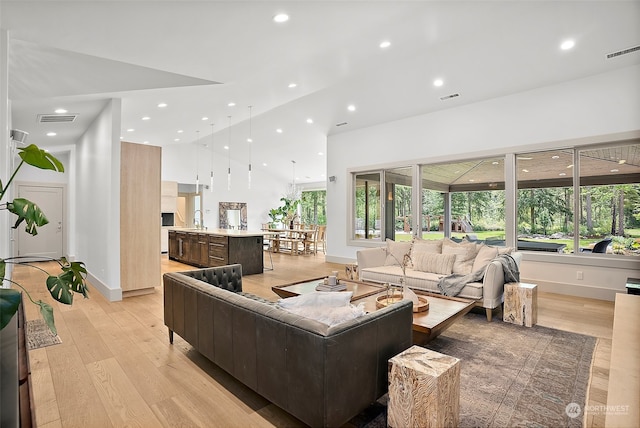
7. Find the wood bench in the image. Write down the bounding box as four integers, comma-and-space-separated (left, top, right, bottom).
605, 293, 639, 427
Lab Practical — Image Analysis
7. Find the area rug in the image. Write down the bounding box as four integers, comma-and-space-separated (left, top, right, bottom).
25, 319, 62, 350
351, 312, 596, 428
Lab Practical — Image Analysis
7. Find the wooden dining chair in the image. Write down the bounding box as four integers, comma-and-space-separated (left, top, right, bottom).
303, 225, 318, 254
316, 225, 327, 254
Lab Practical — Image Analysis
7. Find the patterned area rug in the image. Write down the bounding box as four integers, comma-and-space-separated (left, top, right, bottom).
26, 319, 62, 350
351, 312, 596, 428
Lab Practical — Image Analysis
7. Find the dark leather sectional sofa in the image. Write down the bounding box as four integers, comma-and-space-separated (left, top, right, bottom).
163, 264, 413, 427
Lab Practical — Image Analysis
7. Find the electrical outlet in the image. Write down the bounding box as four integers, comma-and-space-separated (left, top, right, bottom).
576, 271, 583, 280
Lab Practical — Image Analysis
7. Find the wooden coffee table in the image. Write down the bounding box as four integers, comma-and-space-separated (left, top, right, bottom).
354, 290, 475, 344
272, 278, 474, 345
272, 276, 384, 301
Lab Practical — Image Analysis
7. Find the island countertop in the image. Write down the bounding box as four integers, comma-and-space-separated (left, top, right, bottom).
168, 227, 268, 237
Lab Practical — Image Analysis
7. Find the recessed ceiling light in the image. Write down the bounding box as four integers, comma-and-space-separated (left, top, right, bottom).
227, 102, 236, 107
288, 83, 297, 88
379, 40, 391, 49
157, 103, 167, 108
611, 169, 619, 173
567, 164, 574, 168
517, 157, 532, 160
469, 179, 475, 182
142, 116, 150, 120
54, 108, 67, 114
46, 132, 56, 137
276, 128, 283, 133
247, 138, 253, 143
306, 118, 313, 124
263, 163, 268, 167
174, 138, 180, 142
347, 104, 356, 112
552, 155, 560, 159
143, 141, 149, 144
492, 161, 499, 165
273, 13, 289, 23
522, 169, 529, 173
318, 152, 323, 156
202, 116, 208, 121
127, 128, 135, 132
224, 145, 229, 150
433, 79, 444, 87
560, 39, 575, 50
559, 172, 567, 176
177, 130, 184, 133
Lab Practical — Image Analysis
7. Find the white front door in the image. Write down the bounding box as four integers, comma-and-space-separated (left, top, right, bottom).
16, 184, 64, 259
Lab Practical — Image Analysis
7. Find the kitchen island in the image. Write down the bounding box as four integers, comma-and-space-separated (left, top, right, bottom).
168, 228, 265, 274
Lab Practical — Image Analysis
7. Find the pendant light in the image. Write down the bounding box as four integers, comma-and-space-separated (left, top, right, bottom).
247, 105, 253, 189
195, 130, 200, 193
227, 115, 232, 191
210, 123, 214, 192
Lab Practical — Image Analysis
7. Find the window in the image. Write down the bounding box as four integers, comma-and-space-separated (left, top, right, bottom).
421, 158, 505, 244
578, 143, 640, 255
516, 150, 574, 253
351, 143, 639, 258
354, 172, 382, 240
300, 190, 327, 225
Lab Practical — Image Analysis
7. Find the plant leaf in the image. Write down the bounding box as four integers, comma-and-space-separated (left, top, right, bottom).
60, 259, 89, 298
7, 198, 49, 235
18, 144, 65, 172
46, 260, 89, 304
0, 259, 5, 282
37, 301, 56, 335
0, 288, 21, 330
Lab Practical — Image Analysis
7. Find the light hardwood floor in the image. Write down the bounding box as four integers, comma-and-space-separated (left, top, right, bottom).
15, 253, 614, 427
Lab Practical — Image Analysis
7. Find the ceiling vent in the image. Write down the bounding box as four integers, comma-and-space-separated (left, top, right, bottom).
336, 122, 348, 127
440, 93, 460, 101
37, 114, 78, 123
606, 45, 640, 59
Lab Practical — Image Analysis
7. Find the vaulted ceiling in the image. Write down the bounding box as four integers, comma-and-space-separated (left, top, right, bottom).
2, 1, 639, 184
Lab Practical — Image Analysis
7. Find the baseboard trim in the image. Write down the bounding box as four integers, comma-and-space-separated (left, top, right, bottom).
325, 255, 357, 265
522, 277, 621, 301
87, 272, 122, 302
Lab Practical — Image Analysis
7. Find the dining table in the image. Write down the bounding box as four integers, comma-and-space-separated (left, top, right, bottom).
264, 227, 317, 255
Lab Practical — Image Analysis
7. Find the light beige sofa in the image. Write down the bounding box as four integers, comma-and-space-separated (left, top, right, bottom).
357, 238, 522, 321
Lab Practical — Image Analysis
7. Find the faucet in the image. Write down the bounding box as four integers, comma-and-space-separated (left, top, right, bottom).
194, 210, 203, 229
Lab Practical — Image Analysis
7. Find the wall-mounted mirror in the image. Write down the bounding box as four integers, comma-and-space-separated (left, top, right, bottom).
219, 202, 247, 230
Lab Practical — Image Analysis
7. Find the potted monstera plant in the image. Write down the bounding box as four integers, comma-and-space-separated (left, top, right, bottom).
0, 143, 88, 334
1, 143, 88, 426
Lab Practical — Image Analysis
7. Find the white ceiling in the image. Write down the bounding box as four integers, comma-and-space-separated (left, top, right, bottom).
2, 1, 639, 184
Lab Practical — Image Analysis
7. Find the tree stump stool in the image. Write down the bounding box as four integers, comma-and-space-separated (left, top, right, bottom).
388, 345, 460, 428
345, 263, 358, 280
503, 282, 538, 327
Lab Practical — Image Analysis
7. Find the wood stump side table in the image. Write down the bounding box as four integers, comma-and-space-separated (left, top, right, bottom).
388, 345, 460, 428
503, 282, 538, 327
345, 263, 358, 280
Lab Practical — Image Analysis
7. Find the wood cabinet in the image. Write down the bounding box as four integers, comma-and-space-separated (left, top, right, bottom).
120, 142, 161, 297
168, 230, 263, 274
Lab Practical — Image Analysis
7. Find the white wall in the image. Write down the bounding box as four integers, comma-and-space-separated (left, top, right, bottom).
0, 29, 10, 284
75, 99, 122, 301
162, 143, 290, 231
326, 65, 640, 300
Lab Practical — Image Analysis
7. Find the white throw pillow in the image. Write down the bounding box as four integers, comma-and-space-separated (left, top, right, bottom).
442, 238, 481, 275
472, 244, 499, 273
414, 252, 456, 275
411, 239, 443, 256
384, 239, 412, 267
277, 291, 352, 309
276, 291, 366, 326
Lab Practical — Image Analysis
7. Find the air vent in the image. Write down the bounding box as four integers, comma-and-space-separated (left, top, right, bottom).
440, 93, 460, 101
606, 45, 640, 59
336, 122, 348, 127
38, 114, 78, 123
